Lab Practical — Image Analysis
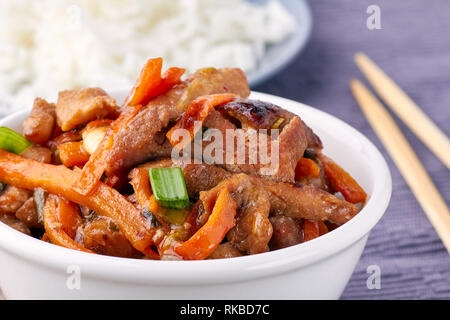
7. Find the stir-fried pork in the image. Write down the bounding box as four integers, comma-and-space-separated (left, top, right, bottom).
22, 98, 56, 144
56, 88, 119, 131
104, 68, 250, 176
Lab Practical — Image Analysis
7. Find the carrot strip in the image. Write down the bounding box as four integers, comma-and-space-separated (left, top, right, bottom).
0, 149, 160, 257
318, 153, 367, 203
58, 197, 83, 239
41, 233, 49, 242
123, 58, 163, 107
166, 93, 237, 149
43, 195, 93, 253
175, 187, 237, 260
149, 194, 160, 214
146, 67, 185, 104
318, 221, 329, 236
57, 141, 90, 167
303, 219, 320, 242
74, 58, 184, 195
129, 167, 153, 211
123, 58, 185, 107
295, 157, 321, 180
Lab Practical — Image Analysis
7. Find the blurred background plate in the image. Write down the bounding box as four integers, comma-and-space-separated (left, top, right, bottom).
247, 0, 312, 87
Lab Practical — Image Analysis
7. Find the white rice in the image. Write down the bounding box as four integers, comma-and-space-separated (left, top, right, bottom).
0, 0, 295, 114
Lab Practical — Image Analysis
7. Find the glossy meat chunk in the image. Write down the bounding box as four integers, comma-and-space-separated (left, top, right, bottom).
0, 185, 31, 215
20, 146, 53, 164
0, 215, 30, 235
221, 99, 322, 150
15, 197, 42, 228
269, 215, 303, 250
204, 116, 306, 183
207, 242, 243, 259
263, 181, 358, 224
79, 216, 140, 258
221, 98, 295, 130
201, 99, 314, 182
56, 88, 118, 131
22, 98, 56, 144
199, 174, 273, 254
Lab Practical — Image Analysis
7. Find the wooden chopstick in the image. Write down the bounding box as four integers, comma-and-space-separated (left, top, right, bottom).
354, 52, 450, 170
350, 79, 450, 253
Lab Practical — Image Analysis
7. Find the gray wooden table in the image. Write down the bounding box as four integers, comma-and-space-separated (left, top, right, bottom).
255, 0, 450, 299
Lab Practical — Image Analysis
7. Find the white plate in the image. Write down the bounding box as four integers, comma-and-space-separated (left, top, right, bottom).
247, 0, 312, 87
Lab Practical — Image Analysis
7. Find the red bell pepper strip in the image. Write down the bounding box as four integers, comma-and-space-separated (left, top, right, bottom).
175, 187, 237, 260
319, 153, 367, 204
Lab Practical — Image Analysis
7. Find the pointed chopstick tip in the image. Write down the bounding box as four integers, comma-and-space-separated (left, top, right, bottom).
354, 52, 368, 65
349, 78, 365, 94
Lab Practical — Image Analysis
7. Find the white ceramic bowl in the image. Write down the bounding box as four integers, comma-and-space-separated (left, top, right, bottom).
0, 91, 391, 300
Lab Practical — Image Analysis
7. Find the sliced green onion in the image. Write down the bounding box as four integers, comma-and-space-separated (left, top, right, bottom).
149, 167, 189, 209
271, 118, 285, 129
0, 127, 32, 154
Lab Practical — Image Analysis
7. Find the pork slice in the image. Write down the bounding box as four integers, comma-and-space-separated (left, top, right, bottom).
221, 98, 294, 130
212, 116, 306, 183
0, 186, 32, 215
272, 116, 307, 182
79, 216, 141, 258
221, 98, 322, 150
56, 88, 119, 131
203, 109, 237, 132
207, 242, 243, 259
15, 197, 43, 229
0, 215, 31, 235
269, 215, 303, 250
199, 174, 272, 255
263, 180, 358, 224
22, 98, 56, 144
20, 146, 53, 164
105, 103, 176, 174
105, 68, 250, 176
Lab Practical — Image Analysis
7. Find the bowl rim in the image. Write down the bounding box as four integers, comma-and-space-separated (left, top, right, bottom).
0, 91, 391, 286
